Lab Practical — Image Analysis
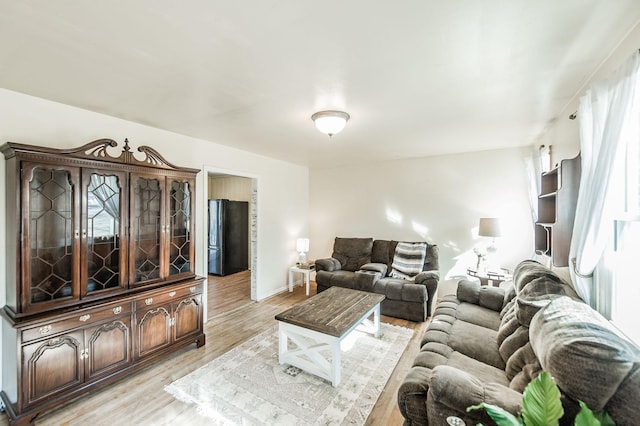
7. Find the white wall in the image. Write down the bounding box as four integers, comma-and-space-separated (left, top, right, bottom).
309, 147, 534, 278
0, 89, 309, 388
535, 21, 640, 163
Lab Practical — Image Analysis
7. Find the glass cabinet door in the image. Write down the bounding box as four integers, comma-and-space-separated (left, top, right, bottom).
131, 174, 164, 285
82, 170, 127, 296
168, 178, 194, 277
24, 164, 80, 309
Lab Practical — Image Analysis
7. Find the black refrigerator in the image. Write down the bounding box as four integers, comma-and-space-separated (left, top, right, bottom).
208, 199, 249, 276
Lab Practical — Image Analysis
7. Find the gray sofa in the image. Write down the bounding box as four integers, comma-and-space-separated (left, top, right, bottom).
315, 237, 439, 322
398, 260, 640, 425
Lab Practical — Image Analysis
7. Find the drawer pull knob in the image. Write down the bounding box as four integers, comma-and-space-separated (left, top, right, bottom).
79, 314, 91, 322
169, 291, 176, 297
113, 306, 122, 315
190, 286, 196, 293
145, 298, 153, 305
39, 325, 52, 335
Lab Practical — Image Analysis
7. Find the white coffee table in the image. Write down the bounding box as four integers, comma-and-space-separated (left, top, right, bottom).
275, 286, 385, 387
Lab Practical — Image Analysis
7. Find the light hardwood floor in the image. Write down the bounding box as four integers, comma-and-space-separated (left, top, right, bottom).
1, 272, 428, 425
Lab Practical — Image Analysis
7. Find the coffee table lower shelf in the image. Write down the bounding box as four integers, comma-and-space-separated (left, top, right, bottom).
277, 303, 381, 387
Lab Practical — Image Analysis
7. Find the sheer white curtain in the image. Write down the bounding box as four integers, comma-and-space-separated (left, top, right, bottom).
525, 147, 542, 258
569, 51, 640, 306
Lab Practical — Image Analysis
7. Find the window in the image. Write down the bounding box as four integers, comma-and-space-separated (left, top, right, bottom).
611, 99, 640, 345
612, 220, 640, 344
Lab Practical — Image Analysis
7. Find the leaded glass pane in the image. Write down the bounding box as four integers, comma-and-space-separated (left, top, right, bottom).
29, 168, 73, 303
86, 173, 121, 293
169, 180, 191, 275
134, 177, 161, 282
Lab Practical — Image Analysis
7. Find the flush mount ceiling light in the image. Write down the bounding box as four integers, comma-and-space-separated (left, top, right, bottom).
311, 110, 350, 137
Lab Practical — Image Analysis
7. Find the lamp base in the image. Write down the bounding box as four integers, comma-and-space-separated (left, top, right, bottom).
476, 256, 487, 275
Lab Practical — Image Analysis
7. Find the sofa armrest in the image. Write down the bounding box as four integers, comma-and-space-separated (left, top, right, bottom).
314, 257, 341, 272
415, 270, 440, 317
355, 269, 383, 292
397, 366, 432, 424
359, 262, 388, 276
457, 279, 505, 312
427, 365, 522, 425
415, 270, 440, 283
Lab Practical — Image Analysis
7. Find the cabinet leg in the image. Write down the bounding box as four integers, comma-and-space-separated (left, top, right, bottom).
196, 333, 206, 347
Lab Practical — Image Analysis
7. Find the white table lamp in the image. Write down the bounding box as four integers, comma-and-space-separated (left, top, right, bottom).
296, 238, 309, 264
478, 218, 501, 253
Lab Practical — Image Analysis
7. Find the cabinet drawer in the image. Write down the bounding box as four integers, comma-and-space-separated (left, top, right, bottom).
22, 302, 133, 343
134, 282, 202, 310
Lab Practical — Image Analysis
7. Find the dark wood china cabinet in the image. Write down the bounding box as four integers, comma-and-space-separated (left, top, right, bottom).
1, 139, 205, 425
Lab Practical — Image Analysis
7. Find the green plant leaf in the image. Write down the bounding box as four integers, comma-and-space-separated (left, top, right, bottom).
593, 411, 615, 426
574, 401, 616, 426
521, 371, 563, 426
467, 402, 523, 426
574, 401, 600, 426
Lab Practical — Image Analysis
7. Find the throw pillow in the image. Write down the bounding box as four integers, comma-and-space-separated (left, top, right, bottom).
390, 242, 426, 280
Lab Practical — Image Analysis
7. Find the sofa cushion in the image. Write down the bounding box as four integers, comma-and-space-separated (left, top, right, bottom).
413, 342, 509, 385
371, 239, 392, 266
530, 296, 640, 412
515, 275, 580, 326
429, 295, 502, 331
390, 242, 427, 279
331, 237, 373, 271
512, 259, 568, 293
500, 298, 515, 319
316, 270, 356, 289
420, 304, 504, 369
373, 278, 426, 302
448, 320, 505, 369
496, 315, 519, 349
503, 281, 516, 306
500, 326, 532, 376
457, 279, 504, 312
505, 342, 542, 392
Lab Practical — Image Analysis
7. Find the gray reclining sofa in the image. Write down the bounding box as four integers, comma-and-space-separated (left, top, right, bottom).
398, 259, 640, 425
315, 237, 439, 322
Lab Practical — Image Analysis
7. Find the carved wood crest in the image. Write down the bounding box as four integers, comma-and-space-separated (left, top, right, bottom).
60, 138, 182, 170
2, 138, 197, 172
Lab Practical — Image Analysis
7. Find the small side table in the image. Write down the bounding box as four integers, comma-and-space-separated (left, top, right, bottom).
289, 266, 314, 296
467, 268, 511, 287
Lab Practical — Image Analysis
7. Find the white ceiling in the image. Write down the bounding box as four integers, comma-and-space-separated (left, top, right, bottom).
1, 1, 640, 168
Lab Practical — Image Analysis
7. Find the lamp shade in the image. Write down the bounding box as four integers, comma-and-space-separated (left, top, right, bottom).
478, 218, 501, 238
296, 238, 309, 253
311, 110, 350, 136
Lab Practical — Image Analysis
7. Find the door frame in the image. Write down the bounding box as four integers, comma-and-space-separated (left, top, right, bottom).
201, 165, 258, 321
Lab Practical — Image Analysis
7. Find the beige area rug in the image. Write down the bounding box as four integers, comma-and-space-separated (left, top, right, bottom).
165, 322, 413, 425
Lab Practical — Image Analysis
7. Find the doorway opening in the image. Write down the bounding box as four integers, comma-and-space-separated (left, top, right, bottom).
205, 170, 257, 320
